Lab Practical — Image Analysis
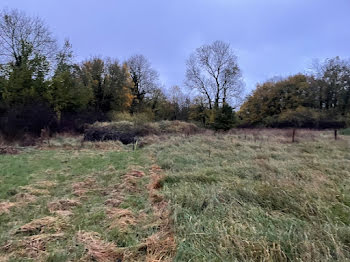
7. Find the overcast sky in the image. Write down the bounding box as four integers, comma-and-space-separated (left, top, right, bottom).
2, 0, 350, 94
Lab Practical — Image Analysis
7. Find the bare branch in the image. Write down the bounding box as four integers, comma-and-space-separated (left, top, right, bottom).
185, 40, 244, 109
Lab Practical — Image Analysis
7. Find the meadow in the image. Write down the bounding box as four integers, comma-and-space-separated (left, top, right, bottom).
0, 129, 349, 261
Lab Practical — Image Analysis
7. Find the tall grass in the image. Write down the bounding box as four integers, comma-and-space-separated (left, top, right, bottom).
148, 130, 350, 261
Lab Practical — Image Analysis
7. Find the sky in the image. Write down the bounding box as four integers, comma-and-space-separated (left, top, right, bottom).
2, 0, 350, 94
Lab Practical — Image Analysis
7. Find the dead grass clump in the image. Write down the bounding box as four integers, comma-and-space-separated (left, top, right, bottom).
145, 165, 176, 261
19, 185, 50, 196
106, 208, 136, 230
14, 192, 37, 203
17, 216, 60, 234
76, 231, 122, 262
20, 233, 64, 259
231, 238, 288, 262
0, 201, 16, 214
104, 197, 123, 208
148, 165, 166, 203
72, 178, 96, 196
3, 233, 64, 260
48, 199, 81, 216
126, 170, 145, 178
118, 170, 145, 193
34, 181, 57, 189
85, 141, 124, 151
145, 231, 176, 262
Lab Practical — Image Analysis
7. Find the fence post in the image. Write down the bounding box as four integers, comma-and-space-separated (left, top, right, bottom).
292, 129, 296, 143
334, 129, 338, 140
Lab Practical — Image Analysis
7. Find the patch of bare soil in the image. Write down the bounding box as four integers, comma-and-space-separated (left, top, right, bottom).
76, 231, 123, 262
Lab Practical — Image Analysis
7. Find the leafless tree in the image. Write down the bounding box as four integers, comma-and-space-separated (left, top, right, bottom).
185, 40, 243, 109
0, 9, 57, 65
168, 85, 187, 108
127, 54, 159, 99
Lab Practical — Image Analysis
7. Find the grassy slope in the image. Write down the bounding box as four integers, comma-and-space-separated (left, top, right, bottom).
0, 131, 350, 261
148, 131, 350, 261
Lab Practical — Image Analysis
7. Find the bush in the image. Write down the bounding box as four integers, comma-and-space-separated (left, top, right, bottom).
259, 107, 346, 129
84, 120, 200, 144
212, 104, 237, 131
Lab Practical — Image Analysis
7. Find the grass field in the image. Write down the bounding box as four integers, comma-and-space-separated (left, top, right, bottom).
0, 130, 350, 261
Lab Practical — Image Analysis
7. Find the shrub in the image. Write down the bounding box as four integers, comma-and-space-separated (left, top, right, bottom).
84, 121, 200, 144
212, 104, 237, 130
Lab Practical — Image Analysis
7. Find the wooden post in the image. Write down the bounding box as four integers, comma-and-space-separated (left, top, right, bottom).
292, 129, 296, 143
133, 138, 138, 151
334, 129, 338, 140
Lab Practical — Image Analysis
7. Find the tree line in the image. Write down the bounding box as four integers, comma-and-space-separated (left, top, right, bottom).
238, 57, 350, 128
0, 8, 349, 139
0, 9, 245, 138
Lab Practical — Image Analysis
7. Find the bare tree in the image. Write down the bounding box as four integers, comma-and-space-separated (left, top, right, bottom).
168, 85, 187, 108
126, 54, 159, 111
185, 40, 243, 109
0, 9, 57, 65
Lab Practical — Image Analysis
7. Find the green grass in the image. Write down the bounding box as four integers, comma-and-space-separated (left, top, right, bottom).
0, 143, 156, 261
1, 130, 350, 261
340, 128, 350, 136
147, 131, 350, 261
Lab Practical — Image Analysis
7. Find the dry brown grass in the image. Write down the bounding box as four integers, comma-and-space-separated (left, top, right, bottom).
145, 165, 176, 261
19, 185, 50, 196
21, 233, 64, 259
106, 208, 136, 230
104, 197, 123, 208
48, 199, 81, 217
2, 233, 65, 261
14, 192, 37, 203
84, 141, 124, 151
0, 202, 16, 214
72, 178, 96, 197
145, 231, 176, 262
116, 170, 145, 193
0, 193, 38, 215
34, 180, 57, 189
76, 231, 122, 262
17, 216, 61, 234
